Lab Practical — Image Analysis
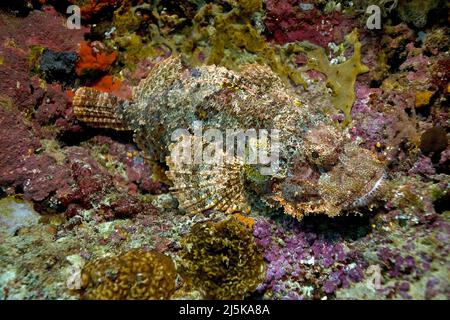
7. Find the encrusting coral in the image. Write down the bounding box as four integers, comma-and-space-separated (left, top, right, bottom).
80, 249, 177, 300
178, 217, 265, 299
76, 41, 118, 76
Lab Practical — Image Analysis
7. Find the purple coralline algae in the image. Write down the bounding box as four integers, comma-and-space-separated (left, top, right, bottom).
253, 218, 367, 299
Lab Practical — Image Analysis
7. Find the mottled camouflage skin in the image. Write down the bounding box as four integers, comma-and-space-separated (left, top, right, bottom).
74, 56, 385, 219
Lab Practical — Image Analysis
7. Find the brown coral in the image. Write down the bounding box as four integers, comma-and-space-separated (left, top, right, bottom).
178, 217, 265, 299
80, 249, 177, 300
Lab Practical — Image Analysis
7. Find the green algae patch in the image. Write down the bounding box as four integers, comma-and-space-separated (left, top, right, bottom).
0, 197, 40, 237
28, 45, 45, 75
0, 95, 13, 112
297, 29, 369, 126
105, 0, 307, 86
186, 2, 306, 86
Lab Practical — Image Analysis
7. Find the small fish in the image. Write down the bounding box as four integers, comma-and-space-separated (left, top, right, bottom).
73, 56, 385, 219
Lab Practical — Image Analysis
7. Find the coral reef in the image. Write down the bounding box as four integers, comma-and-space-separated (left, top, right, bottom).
0, 106, 70, 202
253, 217, 368, 299
254, 177, 450, 300
0, 0, 449, 302
80, 249, 177, 300
0, 95, 163, 219
178, 217, 265, 299
0, 7, 86, 113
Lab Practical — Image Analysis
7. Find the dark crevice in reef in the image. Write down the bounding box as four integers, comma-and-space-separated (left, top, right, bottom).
245, 290, 265, 300
268, 208, 377, 242
34, 192, 67, 215
415, 105, 432, 119
85, 23, 111, 42
58, 126, 135, 147
433, 192, 450, 214
45, 1, 76, 15
424, 7, 449, 29
0, 1, 35, 17
299, 210, 376, 242
369, 79, 382, 88
0, 1, 73, 17
9, 185, 25, 197
387, 48, 408, 73
436, 162, 450, 175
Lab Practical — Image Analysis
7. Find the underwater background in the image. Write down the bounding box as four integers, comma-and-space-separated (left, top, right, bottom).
0, 0, 449, 300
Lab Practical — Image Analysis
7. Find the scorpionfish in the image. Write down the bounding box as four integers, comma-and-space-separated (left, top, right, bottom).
73, 55, 385, 219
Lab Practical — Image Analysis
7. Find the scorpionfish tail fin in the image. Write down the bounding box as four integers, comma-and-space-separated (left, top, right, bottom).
73, 87, 129, 131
